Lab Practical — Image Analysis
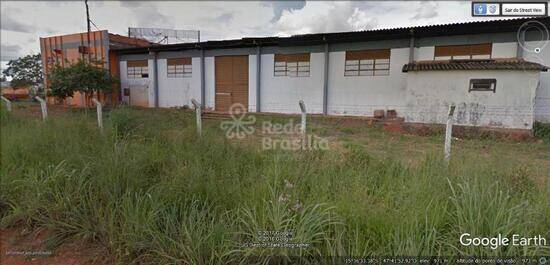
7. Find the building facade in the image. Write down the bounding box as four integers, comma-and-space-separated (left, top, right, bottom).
40, 30, 150, 106
115, 18, 550, 131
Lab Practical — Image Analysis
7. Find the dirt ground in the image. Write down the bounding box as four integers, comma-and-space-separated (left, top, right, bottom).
0, 228, 108, 265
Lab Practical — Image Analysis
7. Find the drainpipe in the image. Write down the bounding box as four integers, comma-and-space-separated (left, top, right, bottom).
150, 50, 159, 108
322, 40, 329, 115
200, 48, 205, 109
256, 45, 261, 112
409, 29, 415, 63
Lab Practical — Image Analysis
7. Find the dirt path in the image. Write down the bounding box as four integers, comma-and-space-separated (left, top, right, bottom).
0, 227, 109, 265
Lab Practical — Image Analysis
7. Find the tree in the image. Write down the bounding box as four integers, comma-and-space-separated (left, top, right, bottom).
2, 54, 43, 91
48, 59, 118, 101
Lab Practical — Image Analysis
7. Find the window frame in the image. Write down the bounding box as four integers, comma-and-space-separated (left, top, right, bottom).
127, 60, 149, 79
434, 43, 492, 61
167, 58, 192, 78
274, 53, 311, 77
344, 49, 391, 77
469, 78, 497, 93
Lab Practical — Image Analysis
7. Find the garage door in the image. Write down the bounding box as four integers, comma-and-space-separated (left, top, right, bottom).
215, 56, 248, 112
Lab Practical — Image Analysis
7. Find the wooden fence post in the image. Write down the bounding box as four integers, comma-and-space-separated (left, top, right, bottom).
299, 100, 307, 149
191, 99, 202, 137
35, 96, 48, 121
1, 96, 12, 112
92, 98, 103, 132
444, 104, 456, 164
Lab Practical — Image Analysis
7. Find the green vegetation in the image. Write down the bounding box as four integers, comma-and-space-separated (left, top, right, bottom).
534, 122, 550, 142
47, 59, 118, 100
2, 54, 43, 90
1, 105, 549, 263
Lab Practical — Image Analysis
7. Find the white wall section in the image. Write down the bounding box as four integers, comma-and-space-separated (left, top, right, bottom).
405, 70, 540, 129
156, 58, 202, 108
118, 33, 549, 130
327, 48, 409, 116
259, 53, 325, 114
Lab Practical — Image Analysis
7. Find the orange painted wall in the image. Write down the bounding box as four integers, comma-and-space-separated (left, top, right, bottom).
40, 30, 109, 107
40, 30, 149, 107
1, 87, 30, 100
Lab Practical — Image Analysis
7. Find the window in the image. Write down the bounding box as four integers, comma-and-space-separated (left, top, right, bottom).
274, 53, 310, 77
78, 46, 90, 54
345, 49, 390, 76
434, 43, 492, 60
469, 79, 496, 93
127, 60, 148, 79
167, 58, 192, 78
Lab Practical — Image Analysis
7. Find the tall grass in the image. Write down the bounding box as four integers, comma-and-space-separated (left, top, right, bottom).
1, 106, 548, 264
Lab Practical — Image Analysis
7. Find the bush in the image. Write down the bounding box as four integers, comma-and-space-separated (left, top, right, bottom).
108, 107, 141, 138
534, 122, 550, 142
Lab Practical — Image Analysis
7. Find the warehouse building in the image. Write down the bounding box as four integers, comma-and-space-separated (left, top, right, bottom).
114, 17, 550, 131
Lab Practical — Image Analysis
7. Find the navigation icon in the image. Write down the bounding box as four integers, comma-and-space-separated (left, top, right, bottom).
473, 2, 501, 16
488, 4, 499, 14
474, 3, 487, 15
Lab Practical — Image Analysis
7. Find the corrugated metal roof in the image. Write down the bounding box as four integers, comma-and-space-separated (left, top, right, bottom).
291, 17, 530, 37
402, 59, 549, 72
114, 17, 550, 53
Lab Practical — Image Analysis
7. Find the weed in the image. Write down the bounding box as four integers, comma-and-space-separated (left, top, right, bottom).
1, 107, 548, 263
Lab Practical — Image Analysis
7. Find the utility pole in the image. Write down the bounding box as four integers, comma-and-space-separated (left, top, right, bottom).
85, 0, 92, 107
85, 0, 91, 61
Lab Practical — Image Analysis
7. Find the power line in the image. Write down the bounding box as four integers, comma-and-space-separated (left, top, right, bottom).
90, 19, 100, 31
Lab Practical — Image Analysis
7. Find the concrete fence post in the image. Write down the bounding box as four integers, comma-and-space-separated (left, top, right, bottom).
191, 99, 202, 137
444, 104, 456, 164
1, 96, 12, 112
299, 100, 307, 149
92, 98, 103, 132
35, 96, 48, 121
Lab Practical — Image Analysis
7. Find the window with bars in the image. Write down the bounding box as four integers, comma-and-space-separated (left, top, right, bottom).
127, 60, 149, 79
167, 58, 192, 78
344, 49, 390, 76
274, 53, 310, 77
434, 43, 492, 60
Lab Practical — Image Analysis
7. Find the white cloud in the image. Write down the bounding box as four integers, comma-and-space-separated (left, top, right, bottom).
412, 1, 439, 20
0, 1, 515, 66
347, 8, 378, 32
274, 2, 364, 36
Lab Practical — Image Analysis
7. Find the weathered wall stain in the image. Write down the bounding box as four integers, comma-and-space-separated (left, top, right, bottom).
468, 103, 485, 126
405, 70, 540, 129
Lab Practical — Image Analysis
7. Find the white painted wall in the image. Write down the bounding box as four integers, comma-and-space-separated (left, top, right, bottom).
415, 46, 435, 60
405, 70, 540, 129
523, 41, 550, 123
119, 38, 548, 130
147, 59, 156, 107
259, 53, 325, 114
327, 48, 409, 116
156, 58, 201, 108
248, 55, 258, 112
119, 60, 153, 107
492, 42, 517, 58
204, 57, 215, 110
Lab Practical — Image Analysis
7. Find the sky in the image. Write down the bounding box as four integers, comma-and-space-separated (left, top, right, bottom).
0, 1, 512, 69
